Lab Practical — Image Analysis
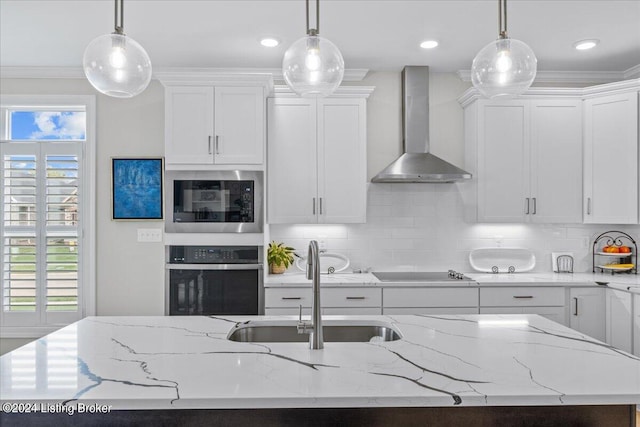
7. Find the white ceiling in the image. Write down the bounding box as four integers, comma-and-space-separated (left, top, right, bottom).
1, 0, 639, 75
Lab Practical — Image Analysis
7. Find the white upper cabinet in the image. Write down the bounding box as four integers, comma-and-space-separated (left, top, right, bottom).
583, 90, 639, 224
267, 97, 318, 224
165, 86, 215, 164
214, 87, 265, 164
164, 84, 267, 166
317, 98, 367, 223
267, 88, 372, 224
530, 100, 583, 223
472, 98, 583, 223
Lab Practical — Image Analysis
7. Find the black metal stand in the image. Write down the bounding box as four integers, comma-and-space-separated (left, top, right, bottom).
592, 230, 637, 274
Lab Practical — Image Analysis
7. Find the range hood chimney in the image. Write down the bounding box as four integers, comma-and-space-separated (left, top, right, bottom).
371, 66, 472, 183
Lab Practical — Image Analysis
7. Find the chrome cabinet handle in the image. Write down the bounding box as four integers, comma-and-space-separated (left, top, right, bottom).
532, 197, 537, 215
513, 295, 533, 299
282, 297, 302, 300
587, 198, 591, 215
525, 198, 530, 214
573, 297, 579, 316
312, 198, 316, 215
319, 197, 323, 215
346, 296, 365, 300
215, 135, 220, 154
208, 136, 213, 154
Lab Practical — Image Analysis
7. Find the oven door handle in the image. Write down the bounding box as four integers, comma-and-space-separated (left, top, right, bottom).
166, 263, 263, 271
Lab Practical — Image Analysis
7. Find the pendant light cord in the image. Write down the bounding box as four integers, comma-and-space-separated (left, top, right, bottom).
498, 0, 507, 39
114, 0, 124, 35
306, 0, 320, 36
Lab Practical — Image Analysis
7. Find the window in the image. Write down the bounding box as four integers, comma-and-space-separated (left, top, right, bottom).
1, 95, 95, 337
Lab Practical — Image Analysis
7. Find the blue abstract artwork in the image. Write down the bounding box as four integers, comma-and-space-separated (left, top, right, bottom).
112, 158, 163, 220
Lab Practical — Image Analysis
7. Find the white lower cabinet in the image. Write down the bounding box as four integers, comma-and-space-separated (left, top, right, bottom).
633, 294, 640, 357
568, 287, 606, 341
479, 287, 567, 325
264, 287, 382, 315
382, 288, 479, 315
605, 288, 633, 353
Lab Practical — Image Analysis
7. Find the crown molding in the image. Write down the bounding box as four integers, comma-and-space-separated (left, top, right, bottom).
271, 84, 375, 98
0, 66, 85, 79
457, 86, 584, 107
457, 78, 640, 107
624, 64, 640, 79
581, 78, 640, 99
457, 69, 634, 85
0, 66, 369, 82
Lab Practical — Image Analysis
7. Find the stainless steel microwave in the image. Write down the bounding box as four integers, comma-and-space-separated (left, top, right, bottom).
165, 171, 263, 233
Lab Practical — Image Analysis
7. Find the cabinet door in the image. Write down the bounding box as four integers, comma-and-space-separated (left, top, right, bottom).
634, 294, 640, 357
530, 100, 583, 223
165, 86, 214, 164
477, 101, 530, 222
267, 98, 318, 223
605, 289, 633, 353
214, 87, 264, 165
317, 98, 367, 223
584, 92, 639, 224
569, 287, 605, 341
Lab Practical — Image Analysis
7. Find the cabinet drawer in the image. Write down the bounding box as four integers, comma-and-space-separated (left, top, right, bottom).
265, 287, 381, 308
479, 306, 567, 326
383, 307, 479, 315
265, 288, 311, 308
323, 288, 382, 308
383, 288, 478, 308
265, 307, 381, 316
480, 287, 565, 307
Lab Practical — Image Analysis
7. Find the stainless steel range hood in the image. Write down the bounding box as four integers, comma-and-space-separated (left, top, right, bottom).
371, 66, 472, 183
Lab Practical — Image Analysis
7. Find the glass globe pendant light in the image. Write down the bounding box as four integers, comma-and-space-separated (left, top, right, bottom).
83, 0, 152, 98
282, 0, 344, 97
471, 0, 537, 98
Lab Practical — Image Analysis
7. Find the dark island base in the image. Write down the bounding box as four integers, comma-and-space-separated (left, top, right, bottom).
2, 404, 636, 427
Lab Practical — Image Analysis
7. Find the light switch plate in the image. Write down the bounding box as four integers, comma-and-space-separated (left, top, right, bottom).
137, 228, 163, 242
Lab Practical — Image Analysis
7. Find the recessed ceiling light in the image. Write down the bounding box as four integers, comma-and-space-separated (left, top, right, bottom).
420, 40, 439, 49
573, 39, 599, 50
260, 38, 280, 48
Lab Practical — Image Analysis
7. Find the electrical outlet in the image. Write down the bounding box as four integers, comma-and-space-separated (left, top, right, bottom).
319, 240, 327, 251
137, 228, 163, 243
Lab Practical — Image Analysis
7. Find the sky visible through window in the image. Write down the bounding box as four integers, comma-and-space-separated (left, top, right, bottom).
10, 111, 86, 140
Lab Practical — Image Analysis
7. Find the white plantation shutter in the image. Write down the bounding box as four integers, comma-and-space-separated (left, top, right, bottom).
2, 152, 37, 316
1, 143, 82, 328
43, 145, 81, 326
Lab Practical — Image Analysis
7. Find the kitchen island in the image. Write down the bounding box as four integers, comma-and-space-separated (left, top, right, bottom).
1, 314, 638, 426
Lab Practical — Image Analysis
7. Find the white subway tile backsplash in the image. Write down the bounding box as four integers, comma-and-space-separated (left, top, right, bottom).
368, 205, 392, 217
269, 186, 639, 273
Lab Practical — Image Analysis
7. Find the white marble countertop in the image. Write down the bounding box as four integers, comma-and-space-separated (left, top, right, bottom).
1, 315, 638, 410
266, 271, 640, 293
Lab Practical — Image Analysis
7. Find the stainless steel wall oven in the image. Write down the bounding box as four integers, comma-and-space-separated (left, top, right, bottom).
166, 245, 264, 315
165, 170, 263, 233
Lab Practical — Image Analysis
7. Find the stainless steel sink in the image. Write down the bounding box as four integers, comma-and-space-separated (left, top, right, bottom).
227, 320, 402, 343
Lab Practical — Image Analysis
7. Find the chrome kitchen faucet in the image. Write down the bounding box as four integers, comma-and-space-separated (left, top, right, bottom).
297, 240, 323, 349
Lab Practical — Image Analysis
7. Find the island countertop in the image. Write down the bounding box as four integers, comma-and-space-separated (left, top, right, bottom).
1, 315, 638, 410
